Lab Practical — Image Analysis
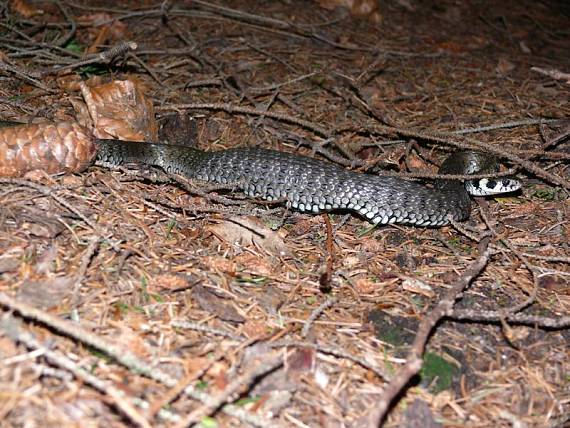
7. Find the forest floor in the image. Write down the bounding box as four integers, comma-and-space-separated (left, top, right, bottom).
0, 0, 569, 427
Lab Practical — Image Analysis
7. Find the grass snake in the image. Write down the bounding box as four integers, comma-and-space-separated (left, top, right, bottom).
94, 139, 521, 227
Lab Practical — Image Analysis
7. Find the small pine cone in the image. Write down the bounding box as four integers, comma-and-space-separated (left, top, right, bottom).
0, 121, 96, 177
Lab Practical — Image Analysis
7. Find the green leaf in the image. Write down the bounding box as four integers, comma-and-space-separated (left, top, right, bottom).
64, 39, 84, 54
235, 396, 260, 406
195, 380, 209, 390
199, 416, 218, 428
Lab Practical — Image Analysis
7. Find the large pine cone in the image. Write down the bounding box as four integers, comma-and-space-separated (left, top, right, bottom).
0, 121, 96, 177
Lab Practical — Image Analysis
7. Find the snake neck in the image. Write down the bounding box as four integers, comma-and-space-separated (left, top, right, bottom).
94, 139, 206, 175
435, 179, 472, 218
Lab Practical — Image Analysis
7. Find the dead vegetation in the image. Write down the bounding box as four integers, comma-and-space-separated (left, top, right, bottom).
0, 0, 569, 427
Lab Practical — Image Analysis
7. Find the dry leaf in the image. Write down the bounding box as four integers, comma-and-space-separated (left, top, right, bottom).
34, 244, 58, 274
10, 0, 43, 18
149, 273, 196, 292
496, 58, 516, 74
76, 77, 158, 142
234, 252, 275, 277
0, 257, 20, 274
242, 320, 270, 338
401, 277, 435, 297
77, 13, 129, 53
208, 216, 290, 257
17, 276, 75, 309
192, 284, 245, 323
317, 0, 381, 22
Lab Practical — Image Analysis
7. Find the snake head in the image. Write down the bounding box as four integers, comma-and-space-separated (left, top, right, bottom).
465, 177, 522, 196
439, 151, 522, 196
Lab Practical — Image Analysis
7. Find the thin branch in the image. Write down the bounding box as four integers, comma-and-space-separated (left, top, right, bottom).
448, 309, 570, 329
367, 237, 491, 427
174, 353, 284, 428
162, 102, 330, 137
0, 293, 277, 427
302, 297, 336, 338
0, 315, 151, 428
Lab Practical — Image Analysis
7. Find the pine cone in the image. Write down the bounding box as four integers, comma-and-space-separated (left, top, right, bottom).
0, 121, 96, 177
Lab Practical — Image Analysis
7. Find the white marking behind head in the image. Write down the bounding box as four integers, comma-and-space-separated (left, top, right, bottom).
466, 178, 522, 196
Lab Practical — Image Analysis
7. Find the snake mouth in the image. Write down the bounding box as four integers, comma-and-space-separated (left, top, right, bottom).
465, 178, 522, 196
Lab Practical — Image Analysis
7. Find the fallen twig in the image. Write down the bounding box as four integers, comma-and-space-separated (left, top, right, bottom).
0, 293, 278, 427
448, 309, 570, 329
0, 314, 152, 428
174, 353, 284, 428
367, 236, 491, 427
302, 297, 337, 338
319, 214, 335, 293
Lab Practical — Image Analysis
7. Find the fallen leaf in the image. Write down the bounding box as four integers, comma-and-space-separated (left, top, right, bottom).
355, 277, 377, 294
17, 276, 75, 309
34, 244, 58, 274
496, 58, 516, 74
11, 0, 42, 18
242, 320, 270, 338
149, 273, 198, 292
234, 252, 275, 277
208, 216, 291, 257
192, 284, 245, 323
401, 277, 435, 297
0, 257, 20, 274
76, 77, 158, 142
402, 398, 442, 428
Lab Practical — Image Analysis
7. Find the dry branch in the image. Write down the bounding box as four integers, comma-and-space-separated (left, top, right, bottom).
368, 237, 491, 427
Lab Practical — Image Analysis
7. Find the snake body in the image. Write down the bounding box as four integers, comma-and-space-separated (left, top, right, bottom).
94, 140, 520, 226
